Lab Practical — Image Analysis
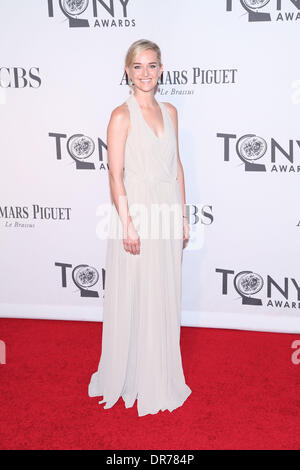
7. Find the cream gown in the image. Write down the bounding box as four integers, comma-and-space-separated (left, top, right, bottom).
88, 93, 192, 417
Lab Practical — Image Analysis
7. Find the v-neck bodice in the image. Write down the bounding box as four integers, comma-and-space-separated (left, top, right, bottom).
124, 93, 178, 185
131, 93, 165, 141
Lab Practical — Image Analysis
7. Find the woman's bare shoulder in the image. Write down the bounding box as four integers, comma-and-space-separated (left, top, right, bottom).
109, 100, 129, 121
162, 101, 178, 118
162, 102, 178, 129
108, 101, 130, 136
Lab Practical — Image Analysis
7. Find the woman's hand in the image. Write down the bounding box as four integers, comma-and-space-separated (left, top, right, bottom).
183, 217, 190, 247
123, 219, 140, 255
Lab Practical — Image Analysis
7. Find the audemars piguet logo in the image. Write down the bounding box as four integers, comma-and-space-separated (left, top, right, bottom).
0, 204, 72, 228
47, 0, 134, 29
217, 132, 300, 173
122, 68, 238, 96
216, 268, 300, 309
225, 0, 300, 23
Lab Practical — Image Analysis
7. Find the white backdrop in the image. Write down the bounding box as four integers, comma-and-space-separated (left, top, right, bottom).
0, 0, 299, 333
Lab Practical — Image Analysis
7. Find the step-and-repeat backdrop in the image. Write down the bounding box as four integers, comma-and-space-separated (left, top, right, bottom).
1, 1, 299, 333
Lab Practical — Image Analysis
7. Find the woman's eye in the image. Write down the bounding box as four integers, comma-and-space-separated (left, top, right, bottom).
133, 65, 157, 70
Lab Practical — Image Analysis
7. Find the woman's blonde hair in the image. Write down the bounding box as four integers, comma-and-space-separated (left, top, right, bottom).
125, 39, 161, 73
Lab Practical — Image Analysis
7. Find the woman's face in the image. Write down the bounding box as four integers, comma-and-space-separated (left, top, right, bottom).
126, 48, 163, 92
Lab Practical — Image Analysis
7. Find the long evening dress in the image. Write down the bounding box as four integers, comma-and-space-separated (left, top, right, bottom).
88, 93, 192, 417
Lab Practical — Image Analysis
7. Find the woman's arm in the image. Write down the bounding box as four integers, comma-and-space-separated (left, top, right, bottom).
106, 105, 132, 228
106, 104, 140, 254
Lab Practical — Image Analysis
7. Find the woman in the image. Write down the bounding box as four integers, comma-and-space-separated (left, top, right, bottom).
88, 39, 192, 417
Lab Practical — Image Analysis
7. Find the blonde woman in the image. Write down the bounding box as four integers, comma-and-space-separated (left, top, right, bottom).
88, 39, 191, 417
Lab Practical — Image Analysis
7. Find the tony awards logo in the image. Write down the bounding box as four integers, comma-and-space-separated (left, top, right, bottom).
52, 0, 89, 27
67, 134, 95, 169
47, 0, 134, 29
236, 134, 267, 172
216, 268, 300, 309
217, 132, 300, 173
55, 262, 103, 298
72, 264, 99, 297
236, 0, 271, 21
234, 271, 264, 305
49, 131, 108, 170
225, 0, 300, 22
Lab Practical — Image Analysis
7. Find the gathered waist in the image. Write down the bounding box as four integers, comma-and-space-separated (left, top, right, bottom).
124, 168, 178, 185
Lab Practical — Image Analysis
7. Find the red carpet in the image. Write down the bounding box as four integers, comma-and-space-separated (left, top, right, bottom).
0, 317, 299, 450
